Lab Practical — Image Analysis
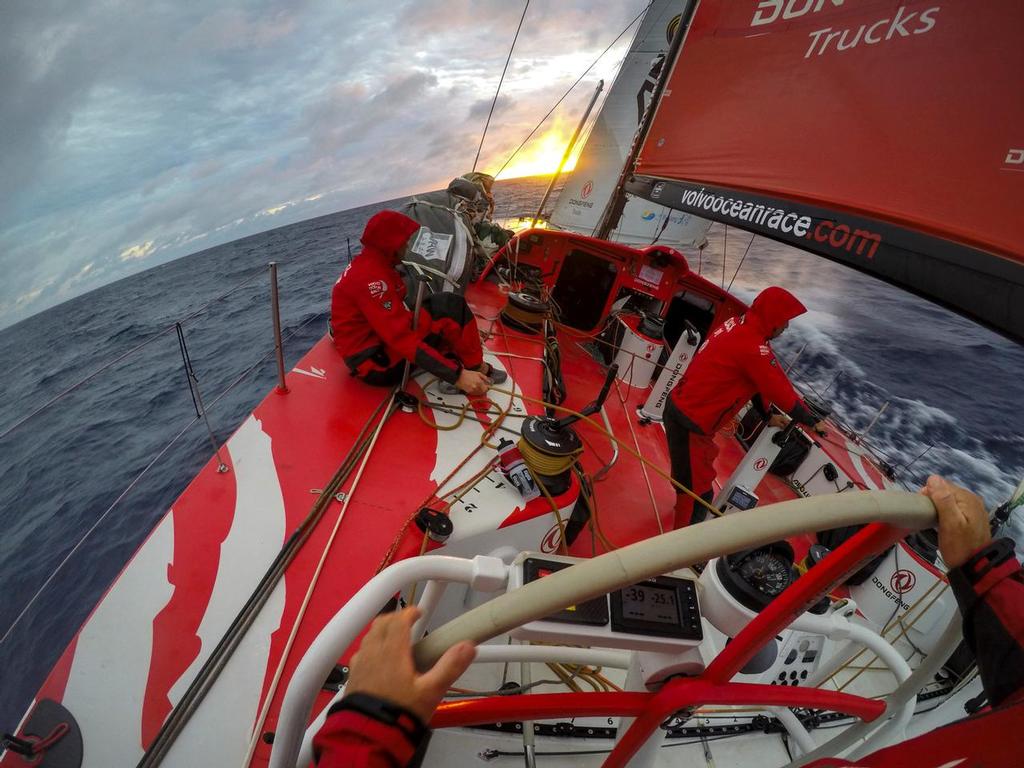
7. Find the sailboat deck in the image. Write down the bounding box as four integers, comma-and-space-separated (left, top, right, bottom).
8, 281, 846, 768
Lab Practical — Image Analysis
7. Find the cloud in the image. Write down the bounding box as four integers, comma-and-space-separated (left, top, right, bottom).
0, 0, 649, 329
119, 240, 156, 261
468, 95, 512, 120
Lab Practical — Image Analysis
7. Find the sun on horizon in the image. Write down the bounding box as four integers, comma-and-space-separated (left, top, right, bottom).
491, 118, 586, 181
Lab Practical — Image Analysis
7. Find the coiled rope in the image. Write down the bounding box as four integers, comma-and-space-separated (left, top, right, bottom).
486, 385, 722, 520
518, 436, 581, 477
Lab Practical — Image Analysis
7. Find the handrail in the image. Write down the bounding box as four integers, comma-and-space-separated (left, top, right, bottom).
269, 555, 509, 768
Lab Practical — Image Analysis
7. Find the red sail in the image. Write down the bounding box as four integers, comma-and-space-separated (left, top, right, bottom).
630, 0, 1024, 340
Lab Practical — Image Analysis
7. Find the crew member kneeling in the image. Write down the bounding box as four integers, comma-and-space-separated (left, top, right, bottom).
665, 286, 827, 528
331, 210, 505, 397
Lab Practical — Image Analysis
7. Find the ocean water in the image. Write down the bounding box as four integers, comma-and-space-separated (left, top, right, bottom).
0, 177, 1021, 729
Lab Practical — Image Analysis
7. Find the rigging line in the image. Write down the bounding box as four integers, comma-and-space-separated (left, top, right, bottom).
0, 266, 266, 442
727, 233, 757, 292
492, 2, 651, 177
488, 385, 722, 518
376, 389, 514, 573
648, 212, 672, 245
0, 311, 325, 647
614, 374, 664, 535
0, 414, 199, 647
472, 0, 531, 173
721, 225, 728, 290
241, 391, 398, 766
138, 392, 396, 768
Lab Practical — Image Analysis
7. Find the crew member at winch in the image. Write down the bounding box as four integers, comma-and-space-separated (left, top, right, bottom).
664, 286, 827, 528
330, 210, 506, 396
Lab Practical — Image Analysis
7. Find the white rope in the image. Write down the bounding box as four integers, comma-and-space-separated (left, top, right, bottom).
240, 392, 396, 766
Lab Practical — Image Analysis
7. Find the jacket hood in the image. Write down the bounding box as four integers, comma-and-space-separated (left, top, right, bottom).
748, 286, 806, 335
359, 210, 421, 261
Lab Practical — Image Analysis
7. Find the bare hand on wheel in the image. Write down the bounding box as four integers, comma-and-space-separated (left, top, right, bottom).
920, 475, 991, 569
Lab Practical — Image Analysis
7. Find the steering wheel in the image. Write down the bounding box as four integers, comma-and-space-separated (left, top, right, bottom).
414, 490, 935, 768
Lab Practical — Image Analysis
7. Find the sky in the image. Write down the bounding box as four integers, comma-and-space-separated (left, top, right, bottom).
0, 0, 648, 330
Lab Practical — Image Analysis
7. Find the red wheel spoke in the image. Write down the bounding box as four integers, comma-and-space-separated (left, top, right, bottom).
705, 522, 908, 684
606, 679, 883, 767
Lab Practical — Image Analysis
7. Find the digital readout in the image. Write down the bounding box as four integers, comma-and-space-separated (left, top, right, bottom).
621, 585, 679, 624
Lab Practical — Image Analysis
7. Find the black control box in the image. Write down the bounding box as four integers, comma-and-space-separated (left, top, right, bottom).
611, 576, 702, 640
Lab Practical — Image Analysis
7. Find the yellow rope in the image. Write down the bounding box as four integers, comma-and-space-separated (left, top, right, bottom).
828, 580, 949, 693
488, 385, 722, 519
376, 390, 514, 572
613, 378, 664, 535
546, 662, 584, 693
524, 462, 570, 555
577, 466, 619, 552
518, 437, 581, 476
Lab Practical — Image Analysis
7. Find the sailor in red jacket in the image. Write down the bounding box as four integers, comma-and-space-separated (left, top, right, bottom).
664, 286, 827, 528
312, 476, 1024, 767
331, 210, 503, 396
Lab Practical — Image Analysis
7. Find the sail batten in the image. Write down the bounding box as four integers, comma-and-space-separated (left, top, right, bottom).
631, 0, 1024, 341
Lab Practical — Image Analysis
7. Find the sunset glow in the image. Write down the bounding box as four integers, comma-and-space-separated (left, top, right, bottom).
492, 118, 586, 180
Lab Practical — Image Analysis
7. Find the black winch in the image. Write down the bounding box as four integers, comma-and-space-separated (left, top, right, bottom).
501, 292, 551, 334
517, 364, 618, 496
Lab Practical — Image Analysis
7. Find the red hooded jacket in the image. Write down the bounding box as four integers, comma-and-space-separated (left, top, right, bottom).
670, 287, 815, 434
330, 211, 462, 384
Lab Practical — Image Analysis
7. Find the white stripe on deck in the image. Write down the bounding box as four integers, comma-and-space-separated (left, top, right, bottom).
163, 415, 287, 766
62, 514, 175, 767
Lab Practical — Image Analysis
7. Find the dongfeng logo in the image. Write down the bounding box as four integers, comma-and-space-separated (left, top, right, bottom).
651, 182, 664, 199
581, 180, 594, 199
890, 569, 916, 594
541, 523, 563, 553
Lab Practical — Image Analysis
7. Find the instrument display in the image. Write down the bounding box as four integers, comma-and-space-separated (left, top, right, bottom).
620, 584, 679, 625
514, 555, 703, 651
611, 576, 702, 640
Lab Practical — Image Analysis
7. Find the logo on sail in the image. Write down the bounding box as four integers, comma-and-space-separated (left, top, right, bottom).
568, 180, 596, 210
747, 2, 941, 60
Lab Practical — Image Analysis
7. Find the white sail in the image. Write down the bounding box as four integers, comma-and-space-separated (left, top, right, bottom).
549, 0, 710, 249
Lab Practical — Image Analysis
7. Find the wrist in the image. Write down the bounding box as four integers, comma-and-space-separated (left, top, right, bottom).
329, 692, 428, 745
950, 538, 1018, 595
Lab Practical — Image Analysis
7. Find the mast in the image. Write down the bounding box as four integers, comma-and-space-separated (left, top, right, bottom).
593, 0, 698, 241
532, 80, 604, 227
